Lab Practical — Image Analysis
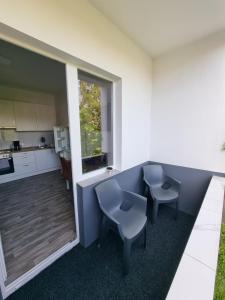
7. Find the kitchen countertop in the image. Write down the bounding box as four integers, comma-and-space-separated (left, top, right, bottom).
1, 146, 55, 153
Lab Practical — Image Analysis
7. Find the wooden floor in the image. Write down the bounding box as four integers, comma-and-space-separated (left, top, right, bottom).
0, 171, 76, 285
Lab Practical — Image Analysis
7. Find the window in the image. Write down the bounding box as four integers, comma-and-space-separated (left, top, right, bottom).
78, 71, 113, 173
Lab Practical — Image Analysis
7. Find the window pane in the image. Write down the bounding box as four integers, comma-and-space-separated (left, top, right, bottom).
79, 72, 113, 173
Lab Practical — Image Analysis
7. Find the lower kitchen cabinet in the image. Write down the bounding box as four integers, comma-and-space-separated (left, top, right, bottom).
0, 149, 61, 184
35, 149, 60, 170
13, 151, 36, 175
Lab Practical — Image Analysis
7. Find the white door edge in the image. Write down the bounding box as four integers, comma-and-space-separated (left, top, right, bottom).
0, 234, 7, 281
2, 238, 79, 299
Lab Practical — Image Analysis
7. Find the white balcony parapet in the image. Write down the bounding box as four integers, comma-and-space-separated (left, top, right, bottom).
166, 176, 225, 300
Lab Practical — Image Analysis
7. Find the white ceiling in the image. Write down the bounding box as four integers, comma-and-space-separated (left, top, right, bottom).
90, 0, 225, 57
0, 39, 66, 94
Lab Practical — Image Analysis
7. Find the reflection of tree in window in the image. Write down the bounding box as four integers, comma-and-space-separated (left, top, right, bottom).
79, 81, 102, 157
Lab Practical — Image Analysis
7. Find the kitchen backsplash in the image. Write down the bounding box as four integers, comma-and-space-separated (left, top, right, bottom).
0, 130, 54, 150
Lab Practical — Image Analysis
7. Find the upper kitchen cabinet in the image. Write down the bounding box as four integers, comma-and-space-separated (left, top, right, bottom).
0, 99, 16, 128
36, 104, 56, 131
14, 102, 56, 131
14, 101, 37, 131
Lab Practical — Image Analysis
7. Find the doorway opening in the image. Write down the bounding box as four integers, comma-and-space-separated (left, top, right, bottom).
0, 39, 76, 285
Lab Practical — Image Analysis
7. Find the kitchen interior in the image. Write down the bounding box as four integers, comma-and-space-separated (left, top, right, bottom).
0, 39, 76, 284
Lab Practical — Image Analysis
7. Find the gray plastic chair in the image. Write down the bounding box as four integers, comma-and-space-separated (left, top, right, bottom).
143, 164, 181, 223
95, 179, 147, 275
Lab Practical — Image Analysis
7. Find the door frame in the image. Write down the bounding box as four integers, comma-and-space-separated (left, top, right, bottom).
0, 234, 7, 282
0, 34, 82, 300
0, 23, 121, 299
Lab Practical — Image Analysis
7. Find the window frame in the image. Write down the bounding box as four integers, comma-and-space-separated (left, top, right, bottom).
66, 66, 119, 182
0, 26, 121, 298
78, 71, 114, 175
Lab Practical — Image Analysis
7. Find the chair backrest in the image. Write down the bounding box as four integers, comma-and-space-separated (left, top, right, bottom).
143, 164, 165, 186
95, 179, 123, 216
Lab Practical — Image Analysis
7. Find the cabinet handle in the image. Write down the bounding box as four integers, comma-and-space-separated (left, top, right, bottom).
23, 164, 29, 166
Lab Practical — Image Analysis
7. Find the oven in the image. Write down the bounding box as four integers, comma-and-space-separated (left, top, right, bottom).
0, 152, 14, 175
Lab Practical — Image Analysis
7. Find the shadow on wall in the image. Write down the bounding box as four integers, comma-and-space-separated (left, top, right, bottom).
154, 162, 225, 216
77, 161, 225, 248
77, 163, 148, 248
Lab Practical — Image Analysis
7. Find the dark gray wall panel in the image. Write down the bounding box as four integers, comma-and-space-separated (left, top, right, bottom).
150, 161, 225, 216
113, 163, 146, 194
77, 161, 225, 247
77, 163, 148, 247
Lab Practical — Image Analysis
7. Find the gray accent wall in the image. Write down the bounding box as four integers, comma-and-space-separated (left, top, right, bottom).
77, 161, 225, 247
77, 163, 147, 247
151, 162, 225, 216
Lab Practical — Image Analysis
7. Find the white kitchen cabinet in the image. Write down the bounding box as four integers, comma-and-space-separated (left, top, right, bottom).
13, 151, 37, 175
0, 99, 16, 128
14, 102, 37, 131
35, 149, 60, 171
14, 101, 56, 131
0, 149, 60, 184
36, 104, 56, 131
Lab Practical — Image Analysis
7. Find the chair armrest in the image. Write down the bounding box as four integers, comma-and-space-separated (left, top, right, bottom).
101, 207, 120, 226
165, 175, 181, 191
123, 191, 147, 213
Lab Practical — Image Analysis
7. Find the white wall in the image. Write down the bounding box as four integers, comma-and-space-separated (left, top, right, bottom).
0, 0, 152, 171
151, 31, 225, 173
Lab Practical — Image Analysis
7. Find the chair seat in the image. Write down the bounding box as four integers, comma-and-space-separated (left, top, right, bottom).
151, 186, 178, 202
95, 178, 147, 274
113, 209, 147, 240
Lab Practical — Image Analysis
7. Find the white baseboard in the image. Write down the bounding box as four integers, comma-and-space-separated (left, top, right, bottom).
0, 234, 7, 282
0, 167, 61, 184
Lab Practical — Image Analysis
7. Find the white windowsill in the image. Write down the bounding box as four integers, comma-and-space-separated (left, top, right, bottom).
77, 168, 120, 188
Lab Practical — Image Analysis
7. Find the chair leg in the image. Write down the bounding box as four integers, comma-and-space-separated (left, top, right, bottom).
152, 201, 159, 224
147, 192, 152, 217
98, 215, 107, 248
175, 200, 179, 220
143, 224, 147, 249
144, 184, 148, 197
123, 240, 131, 275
